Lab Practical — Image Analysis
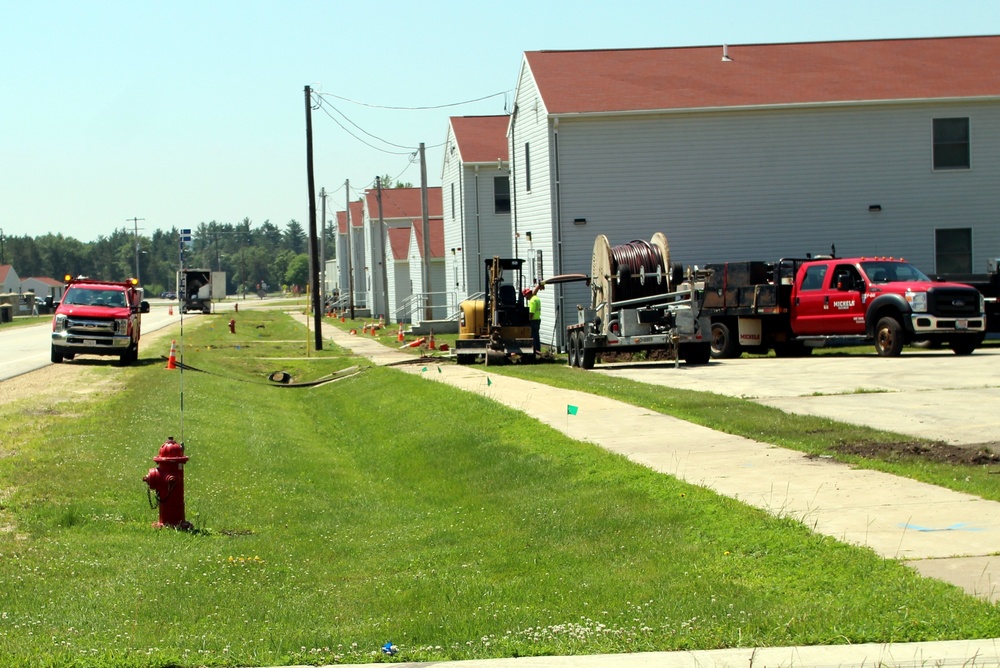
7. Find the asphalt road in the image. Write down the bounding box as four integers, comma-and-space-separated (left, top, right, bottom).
0, 297, 285, 381
594, 346, 1000, 446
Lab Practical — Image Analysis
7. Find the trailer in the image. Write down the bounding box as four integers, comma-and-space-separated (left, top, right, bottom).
565, 233, 712, 369
177, 269, 225, 314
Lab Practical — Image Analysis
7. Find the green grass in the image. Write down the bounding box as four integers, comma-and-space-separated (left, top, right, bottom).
490, 364, 1000, 502
1, 311, 1000, 667
0, 314, 50, 330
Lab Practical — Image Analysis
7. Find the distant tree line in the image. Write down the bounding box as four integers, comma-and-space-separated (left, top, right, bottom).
4, 218, 335, 298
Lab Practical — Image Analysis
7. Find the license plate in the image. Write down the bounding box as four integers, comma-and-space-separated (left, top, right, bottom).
956, 320, 968, 330
84, 339, 97, 346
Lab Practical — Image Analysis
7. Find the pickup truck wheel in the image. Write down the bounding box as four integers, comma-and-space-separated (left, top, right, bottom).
118, 343, 138, 366
51, 346, 64, 364
949, 334, 984, 356
874, 316, 904, 356
710, 322, 741, 359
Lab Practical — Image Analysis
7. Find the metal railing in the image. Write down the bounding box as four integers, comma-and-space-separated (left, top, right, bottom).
394, 291, 460, 325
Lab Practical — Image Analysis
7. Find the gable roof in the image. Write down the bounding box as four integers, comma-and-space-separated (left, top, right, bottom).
0, 265, 16, 283
23, 276, 63, 287
336, 201, 365, 234
409, 218, 444, 259
524, 35, 1000, 115
364, 186, 442, 221
387, 226, 411, 261
449, 116, 510, 163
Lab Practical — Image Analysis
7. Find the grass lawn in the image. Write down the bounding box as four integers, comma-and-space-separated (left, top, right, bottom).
1, 311, 999, 668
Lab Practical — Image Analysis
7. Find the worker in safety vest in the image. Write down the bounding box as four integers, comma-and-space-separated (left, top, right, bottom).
523, 285, 542, 353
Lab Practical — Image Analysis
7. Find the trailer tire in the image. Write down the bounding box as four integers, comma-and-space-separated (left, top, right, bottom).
710, 321, 741, 359
567, 331, 580, 367
682, 342, 711, 365
874, 316, 904, 356
580, 345, 596, 370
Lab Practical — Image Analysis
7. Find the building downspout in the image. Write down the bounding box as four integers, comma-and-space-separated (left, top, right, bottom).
473, 165, 481, 290
510, 105, 519, 263
553, 116, 565, 351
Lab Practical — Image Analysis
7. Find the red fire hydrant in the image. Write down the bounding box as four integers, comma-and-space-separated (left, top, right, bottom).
229, 318, 236, 334
143, 437, 192, 530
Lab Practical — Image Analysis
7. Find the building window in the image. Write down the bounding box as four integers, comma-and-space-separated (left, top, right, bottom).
494, 176, 510, 214
524, 142, 531, 191
933, 118, 970, 170
935, 227, 972, 273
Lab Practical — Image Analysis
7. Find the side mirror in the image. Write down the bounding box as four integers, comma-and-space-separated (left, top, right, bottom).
140, 301, 150, 314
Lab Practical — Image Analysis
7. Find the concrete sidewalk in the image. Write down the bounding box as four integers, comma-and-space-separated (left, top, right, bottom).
313, 322, 1000, 667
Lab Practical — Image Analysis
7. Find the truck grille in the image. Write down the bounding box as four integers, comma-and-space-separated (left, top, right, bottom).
928, 287, 980, 317
65, 318, 116, 336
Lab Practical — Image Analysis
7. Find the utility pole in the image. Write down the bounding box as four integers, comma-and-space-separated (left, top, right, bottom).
345, 179, 355, 319
127, 217, 145, 284
319, 187, 327, 312
303, 85, 323, 351
419, 142, 432, 321
376, 176, 389, 323
0, 228, 5, 265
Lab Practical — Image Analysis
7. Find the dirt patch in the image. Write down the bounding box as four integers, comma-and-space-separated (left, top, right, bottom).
830, 440, 1000, 467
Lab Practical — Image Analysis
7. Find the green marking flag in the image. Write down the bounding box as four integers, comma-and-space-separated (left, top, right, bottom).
487, 377, 492, 386
437, 366, 442, 373
421, 366, 428, 372
567, 405, 578, 415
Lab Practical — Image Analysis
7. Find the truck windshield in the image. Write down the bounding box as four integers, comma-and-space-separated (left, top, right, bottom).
64, 287, 126, 307
859, 261, 930, 284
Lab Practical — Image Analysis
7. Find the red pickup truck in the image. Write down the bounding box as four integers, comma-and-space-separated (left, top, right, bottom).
51, 276, 150, 365
702, 257, 986, 357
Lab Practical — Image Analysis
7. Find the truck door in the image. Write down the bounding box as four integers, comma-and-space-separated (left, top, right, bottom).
791, 263, 829, 334
796, 262, 865, 336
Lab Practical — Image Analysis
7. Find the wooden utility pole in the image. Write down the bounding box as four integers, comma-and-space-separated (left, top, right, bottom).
376, 176, 389, 322
127, 217, 144, 284
419, 143, 431, 321
320, 187, 327, 310
303, 85, 323, 351
345, 179, 355, 319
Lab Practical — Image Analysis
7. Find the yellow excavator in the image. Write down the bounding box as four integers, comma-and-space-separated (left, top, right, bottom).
456, 257, 535, 364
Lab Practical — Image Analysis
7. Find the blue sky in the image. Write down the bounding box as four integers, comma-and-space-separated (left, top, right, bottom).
2, 0, 999, 243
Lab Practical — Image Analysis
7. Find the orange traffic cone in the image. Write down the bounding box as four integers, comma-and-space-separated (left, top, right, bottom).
168, 304, 173, 315
404, 337, 426, 348
371, 323, 378, 336
166, 340, 177, 369
397, 323, 404, 343
349, 328, 357, 336
340, 312, 345, 323
428, 329, 436, 350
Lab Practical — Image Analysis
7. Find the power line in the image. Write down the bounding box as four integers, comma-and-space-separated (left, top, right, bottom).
316, 89, 510, 111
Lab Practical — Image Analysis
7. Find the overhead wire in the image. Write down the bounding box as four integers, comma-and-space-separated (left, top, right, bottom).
316, 90, 510, 110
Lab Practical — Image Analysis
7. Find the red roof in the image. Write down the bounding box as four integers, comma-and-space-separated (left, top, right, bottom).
387, 226, 411, 261
336, 201, 365, 234
450, 116, 509, 163
525, 36, 1000, 115
409, 218, 444, 259
364, 186, 442, 220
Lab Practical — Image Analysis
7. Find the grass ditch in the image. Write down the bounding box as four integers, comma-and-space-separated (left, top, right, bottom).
1, 310, 999, 667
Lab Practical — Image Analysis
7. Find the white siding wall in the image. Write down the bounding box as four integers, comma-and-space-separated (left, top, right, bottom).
442, 127, 464, 301
516, 98, 1000, 347
510, 65, 560, 348
387, 256, 410, 323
